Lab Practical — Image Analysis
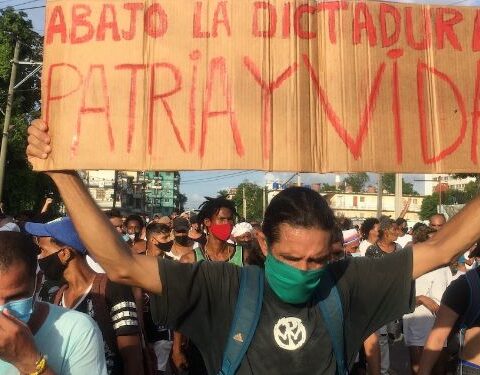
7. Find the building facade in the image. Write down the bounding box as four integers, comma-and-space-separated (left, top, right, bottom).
142, 171, 181, 216
79, 170, 118, 210
80, 170, 181, 215
327, 192, 425, 222
422, 174, 476, 196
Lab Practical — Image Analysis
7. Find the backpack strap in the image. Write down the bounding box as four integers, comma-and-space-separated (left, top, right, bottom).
219, 266, 264, 375
462, 270, 480, 328
53, 284, 69, 306
90, 274, 117, 352
316, 270, 348, 375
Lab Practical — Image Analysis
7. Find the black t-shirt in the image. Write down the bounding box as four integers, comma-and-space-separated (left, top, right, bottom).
365, 243, 401, 258
144, 292, 171, 343
152, 248, 415, 374
57, 280, 139, 375
442, 268, 480, 329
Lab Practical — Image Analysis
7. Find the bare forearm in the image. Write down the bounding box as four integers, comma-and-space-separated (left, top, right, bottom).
398, 200, 410, 219
364, 333, 381, 375
413, 195, 480, 278
47, 171, 161, 292
419, 305, 457, 375
418, 340, 444, 375
118, 336, 144, 375
173, 332, 184, 352
48, 172, 132, 275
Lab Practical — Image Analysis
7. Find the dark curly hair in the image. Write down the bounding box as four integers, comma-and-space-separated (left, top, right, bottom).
360, 218, 380, 240
262, 187, 335, 245
197, 196, 237, 230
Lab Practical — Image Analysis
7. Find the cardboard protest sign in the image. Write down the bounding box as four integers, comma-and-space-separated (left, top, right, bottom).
36, 0, 480, 173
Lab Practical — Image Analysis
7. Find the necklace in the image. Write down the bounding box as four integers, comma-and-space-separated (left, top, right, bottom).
203, 243, 230, 262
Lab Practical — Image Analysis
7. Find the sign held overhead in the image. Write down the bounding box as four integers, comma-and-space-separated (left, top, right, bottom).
36, 0, 480, 173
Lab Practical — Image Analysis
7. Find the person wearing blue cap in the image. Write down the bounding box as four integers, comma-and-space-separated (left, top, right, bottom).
24, 217, 144, 375
0, 231, 107, 374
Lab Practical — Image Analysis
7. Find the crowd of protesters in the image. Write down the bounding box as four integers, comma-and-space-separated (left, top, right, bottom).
2, 189, 480, 375
0, 119, 477, 374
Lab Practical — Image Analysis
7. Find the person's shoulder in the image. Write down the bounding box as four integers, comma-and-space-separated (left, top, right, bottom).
179, 249, 196, 263
447, 271, 469, 290
364, 244, 377, 256
44, 303, 98, 331
105, 277, 135, 298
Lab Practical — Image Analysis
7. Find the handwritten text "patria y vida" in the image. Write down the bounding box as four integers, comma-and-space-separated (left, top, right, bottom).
43, 1, 480, 165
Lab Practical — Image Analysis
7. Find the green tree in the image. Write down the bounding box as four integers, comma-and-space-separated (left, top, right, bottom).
420, 194, 439, 220
381, 173, 419, 195
232, 181, 264, 221
464, 181, 479, 201
217, 189, 228, 197
452, 173, 480, 183
0, 8, 60, 214
342, 173, 369, 192
319, 183, 337, 192
419, 190, 472, 220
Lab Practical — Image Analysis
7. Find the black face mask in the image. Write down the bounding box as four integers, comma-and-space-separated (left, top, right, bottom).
175, 235, 193, 247
155, 240, 173, 252
38, 251, 67, 281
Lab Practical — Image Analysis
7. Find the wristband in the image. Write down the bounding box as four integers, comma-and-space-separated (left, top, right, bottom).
29, 354, 47, 375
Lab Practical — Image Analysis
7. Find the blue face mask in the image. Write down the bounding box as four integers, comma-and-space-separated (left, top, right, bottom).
0, 295, 35, 323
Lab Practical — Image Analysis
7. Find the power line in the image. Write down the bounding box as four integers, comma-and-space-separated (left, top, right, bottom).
14, 0, 42, 7
0, 0, 17, 6
17, 5, 44, 11
0, 0, 41, 11
181, 171, 255, 184
182, 171, 253, 184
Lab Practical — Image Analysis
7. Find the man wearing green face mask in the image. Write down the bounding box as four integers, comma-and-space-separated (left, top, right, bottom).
23, 125, 480, 374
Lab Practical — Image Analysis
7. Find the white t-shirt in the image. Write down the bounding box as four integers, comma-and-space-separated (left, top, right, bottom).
359, 240, 372, 256
395, 234, 412, 249
0, 304, 107, 374
403, 267, 451, 346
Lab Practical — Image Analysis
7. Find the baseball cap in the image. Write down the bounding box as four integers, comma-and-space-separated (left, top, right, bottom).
24, 217, 87, 255
172, 217, 190, 232
231, 222, 253, 238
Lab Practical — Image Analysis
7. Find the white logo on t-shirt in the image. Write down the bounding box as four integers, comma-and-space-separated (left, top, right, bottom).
273, 317, 307, 350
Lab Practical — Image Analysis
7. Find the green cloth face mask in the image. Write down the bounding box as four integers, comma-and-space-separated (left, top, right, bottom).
264, 253, 326, 304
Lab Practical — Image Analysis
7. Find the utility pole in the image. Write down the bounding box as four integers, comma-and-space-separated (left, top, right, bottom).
242, 186, 247, 220
262, 186, 266, 215
112, 171, 119, 208
394, 173, 403, 218
376, 174, 383, 218
0, 40, 21, 203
